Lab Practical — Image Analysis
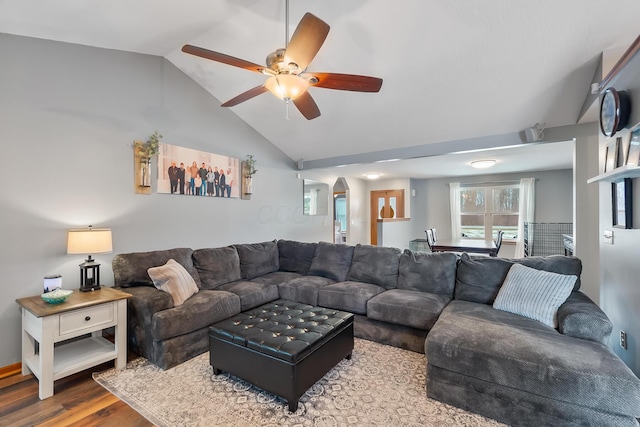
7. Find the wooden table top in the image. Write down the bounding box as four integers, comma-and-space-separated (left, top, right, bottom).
16, 286, 131, 318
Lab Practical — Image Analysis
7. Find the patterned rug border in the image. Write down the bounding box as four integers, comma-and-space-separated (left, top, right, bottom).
94, 339, 504, 427
93, 364, 167, 426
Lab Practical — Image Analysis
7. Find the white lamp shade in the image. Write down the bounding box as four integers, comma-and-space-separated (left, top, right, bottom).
265, 74, 309, 100
67, 228, 113, 254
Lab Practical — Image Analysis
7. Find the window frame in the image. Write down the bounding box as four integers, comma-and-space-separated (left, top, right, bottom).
459, 184, 519, 241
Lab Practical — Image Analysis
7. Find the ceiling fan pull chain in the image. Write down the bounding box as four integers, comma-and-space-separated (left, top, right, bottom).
285, 99, 290, 120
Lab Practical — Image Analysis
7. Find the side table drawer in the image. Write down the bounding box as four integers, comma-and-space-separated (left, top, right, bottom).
59, 303, 115, 337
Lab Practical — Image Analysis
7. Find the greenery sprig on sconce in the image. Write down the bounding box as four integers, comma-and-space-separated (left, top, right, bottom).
139, 131, 162, 158
245, 154, 257, 178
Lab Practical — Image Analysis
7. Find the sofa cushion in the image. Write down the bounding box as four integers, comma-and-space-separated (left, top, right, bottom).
250, 271, 303, 286
493, 263, 576, 328
397, 250, 457, 296
455, 253, 582, 304
317, 281, 385, 314
234, 241, 279, 280
147, 259, 199, 306
308, 242, 355, 282
218, 280, 279, 311
426, 300, 640, 417
278, 275, 336, 306
346, 244, 402, 289
519, 255, 582, 290
151, 290, 241, 342
192, 246, 242, 290
277, 240, 317, 275
367, 289, 450, 330
112, 248, 201, 288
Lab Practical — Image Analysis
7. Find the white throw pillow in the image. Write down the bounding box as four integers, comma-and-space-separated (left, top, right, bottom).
148, 259, 199, 306
493, 263, 576, 328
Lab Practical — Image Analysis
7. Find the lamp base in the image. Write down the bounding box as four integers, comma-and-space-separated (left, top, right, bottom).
79, 259, 101, 292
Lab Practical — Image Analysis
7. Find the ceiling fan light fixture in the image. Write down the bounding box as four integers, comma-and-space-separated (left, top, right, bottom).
265, 74, 309, 100
471, 160, 497, 169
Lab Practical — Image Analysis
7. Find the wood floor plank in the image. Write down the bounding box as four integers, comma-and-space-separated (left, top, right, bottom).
0, 371, 32, 388
0, 377, 41, 416
0, 399, 66, 427
0, 364, 150, 427
1, 378, 119, 427
37, 392, 120, 427
68, 401, 153, 427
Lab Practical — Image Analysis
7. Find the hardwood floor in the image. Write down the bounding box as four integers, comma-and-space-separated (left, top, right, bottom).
0, 362, 152, 427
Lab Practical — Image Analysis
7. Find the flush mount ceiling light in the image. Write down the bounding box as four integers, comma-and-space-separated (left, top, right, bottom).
471, 160, 496, 169
365, 172, 381, 180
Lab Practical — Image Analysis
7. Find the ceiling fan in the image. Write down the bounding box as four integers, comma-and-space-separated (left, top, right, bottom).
181, 1, 383, 120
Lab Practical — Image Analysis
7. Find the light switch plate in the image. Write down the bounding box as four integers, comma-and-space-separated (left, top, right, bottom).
604, 230, 614, 244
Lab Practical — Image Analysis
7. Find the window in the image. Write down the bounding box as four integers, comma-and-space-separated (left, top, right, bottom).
460, 185, 519, 239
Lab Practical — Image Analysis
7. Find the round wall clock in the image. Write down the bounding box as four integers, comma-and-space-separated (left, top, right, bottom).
600, 87, 631, 137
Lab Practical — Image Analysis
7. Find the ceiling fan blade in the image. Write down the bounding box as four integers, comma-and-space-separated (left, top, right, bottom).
221, 85, 268, 107
182, 44, 265, 73
310, 72, 383, 92
285, 13, 330, 72
293, 91, 321, 120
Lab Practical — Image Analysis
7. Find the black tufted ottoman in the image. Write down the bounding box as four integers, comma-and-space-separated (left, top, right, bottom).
208, 299, 354, 412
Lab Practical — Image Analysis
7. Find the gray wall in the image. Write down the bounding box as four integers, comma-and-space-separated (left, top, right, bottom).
598, 47, 640, 376
573, 130, 601, 304
410, 167, 603, 297
0, 34, 329, 367
410, 169, 574, 240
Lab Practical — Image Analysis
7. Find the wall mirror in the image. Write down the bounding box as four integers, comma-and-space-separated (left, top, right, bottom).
303, 179, 329, 215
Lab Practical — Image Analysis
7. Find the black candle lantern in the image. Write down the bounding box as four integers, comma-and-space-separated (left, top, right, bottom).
78, 256, 101, 292
67, 226, 113, 292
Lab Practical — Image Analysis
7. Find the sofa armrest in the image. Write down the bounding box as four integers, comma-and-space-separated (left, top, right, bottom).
122, 285, 174, 316
115, 285, 174, 358
557, 291, 612, 345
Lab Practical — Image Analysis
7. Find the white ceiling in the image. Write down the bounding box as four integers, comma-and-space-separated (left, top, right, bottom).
331, 140, 576, 180
2, 0, 639, 178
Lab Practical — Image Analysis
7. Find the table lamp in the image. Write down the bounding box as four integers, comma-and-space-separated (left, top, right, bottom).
67, 226, 113, 292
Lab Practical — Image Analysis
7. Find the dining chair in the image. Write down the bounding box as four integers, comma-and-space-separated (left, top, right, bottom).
494, 230, 504, 256
425, 229, 435, 249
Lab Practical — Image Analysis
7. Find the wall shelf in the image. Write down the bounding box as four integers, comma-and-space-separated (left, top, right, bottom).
587, 165, 640, 183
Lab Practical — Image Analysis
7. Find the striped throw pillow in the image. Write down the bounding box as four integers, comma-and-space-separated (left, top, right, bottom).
493, 263, 576, 328
148, 259, 199, 306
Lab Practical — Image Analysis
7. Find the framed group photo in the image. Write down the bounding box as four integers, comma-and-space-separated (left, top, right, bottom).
156, 143, 241, 198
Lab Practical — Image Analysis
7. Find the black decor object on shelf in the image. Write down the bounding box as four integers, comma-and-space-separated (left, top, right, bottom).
612, 178, 633, 229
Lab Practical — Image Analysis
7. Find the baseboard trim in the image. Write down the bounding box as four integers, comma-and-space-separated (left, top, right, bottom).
0, 362, 22, 379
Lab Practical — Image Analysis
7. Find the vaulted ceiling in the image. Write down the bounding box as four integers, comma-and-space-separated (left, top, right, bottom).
2, 0, 640, 178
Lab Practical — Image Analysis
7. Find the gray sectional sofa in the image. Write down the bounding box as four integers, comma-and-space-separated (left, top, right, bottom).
112, 239, 640, 426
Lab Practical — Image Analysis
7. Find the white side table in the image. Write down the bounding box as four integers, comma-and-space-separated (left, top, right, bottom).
16, 287, 131, 399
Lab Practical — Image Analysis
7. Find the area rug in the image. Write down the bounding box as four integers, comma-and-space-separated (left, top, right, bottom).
94, 339, 504, 426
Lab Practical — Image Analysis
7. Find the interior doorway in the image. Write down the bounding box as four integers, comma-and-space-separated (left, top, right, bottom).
370, 189, 404, 245
333, 177, 349, 244
334, 193, 346, 243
